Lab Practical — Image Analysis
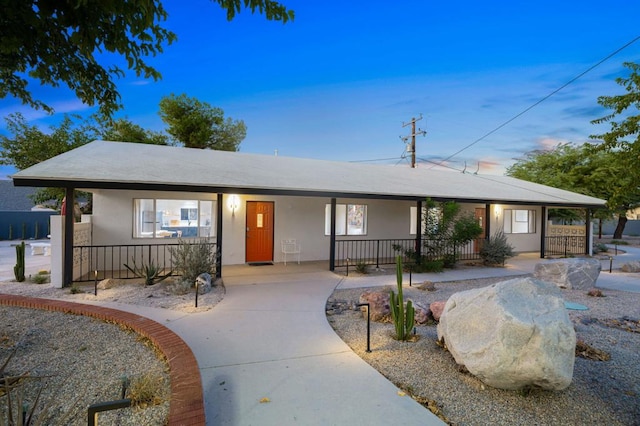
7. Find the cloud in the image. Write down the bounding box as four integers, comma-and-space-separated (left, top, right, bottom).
130, 80, 151, 86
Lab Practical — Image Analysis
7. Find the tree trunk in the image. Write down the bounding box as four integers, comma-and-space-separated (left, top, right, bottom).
598, 219, 603, 239
613, 214, 628, 239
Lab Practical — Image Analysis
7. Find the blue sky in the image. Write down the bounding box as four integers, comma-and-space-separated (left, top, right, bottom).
1, 0, 640, 179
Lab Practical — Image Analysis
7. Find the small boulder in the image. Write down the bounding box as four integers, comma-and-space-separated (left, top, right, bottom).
533, 258, 601, 290
418, 281, 437, 291
437, 277, 576, 391
195, 273, 212, 295
430, 301, 447, 322
621, 261, 640, 272
412, 301, 430, 324
97, 278, 125, 290
358, 290, 390, 321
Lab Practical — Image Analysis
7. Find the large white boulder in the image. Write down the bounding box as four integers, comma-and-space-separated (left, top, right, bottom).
437, 277, 576, 391
533, 258, 601, 290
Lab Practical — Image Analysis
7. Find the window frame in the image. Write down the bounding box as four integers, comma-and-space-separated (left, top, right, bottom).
503, 209, 536, 234
133, 198, 215, 239
325, 203, 368, 236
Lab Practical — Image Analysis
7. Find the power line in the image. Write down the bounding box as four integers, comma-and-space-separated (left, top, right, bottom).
429, 35, 640, 170
349, 156, 404, 163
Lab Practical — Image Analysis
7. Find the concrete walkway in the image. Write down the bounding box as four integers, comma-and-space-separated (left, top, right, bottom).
2, 242, 639, 425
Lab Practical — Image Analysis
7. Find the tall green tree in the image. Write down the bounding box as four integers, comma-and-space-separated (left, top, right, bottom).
0, 113, 97, 207
589, 61, 640, 237
98, 118, 169, 145
0, 0, 293, 119
506, 143, 639, 238
0, 113, 95, 171
159, 93, 246, 151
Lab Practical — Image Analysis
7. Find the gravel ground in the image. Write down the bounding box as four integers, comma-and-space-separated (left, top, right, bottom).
0, 277, 225, 425
327, 275, 640, 426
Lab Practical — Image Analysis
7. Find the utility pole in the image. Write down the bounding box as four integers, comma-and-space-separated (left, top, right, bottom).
401, 114, 426, 168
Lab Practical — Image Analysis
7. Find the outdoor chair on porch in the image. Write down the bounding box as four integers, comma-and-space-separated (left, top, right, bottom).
281, 239, 301, 265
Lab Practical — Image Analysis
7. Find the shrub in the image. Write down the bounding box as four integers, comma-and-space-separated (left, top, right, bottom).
128, 372, 167, 408
411, 259, 444, 273
355, 261, 368, 274
593, 243, 608, 254
32, 273, 49, 284
609, 239, 628, 245
170, 239, 218, 285
480, 231, 514, 266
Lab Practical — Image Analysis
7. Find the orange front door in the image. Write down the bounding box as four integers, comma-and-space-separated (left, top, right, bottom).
474, 208, 487, 253
246, 201, 274, 263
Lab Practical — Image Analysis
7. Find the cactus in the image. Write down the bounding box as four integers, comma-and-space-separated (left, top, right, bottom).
390, 255, 415, 341
14, 242, 25, 282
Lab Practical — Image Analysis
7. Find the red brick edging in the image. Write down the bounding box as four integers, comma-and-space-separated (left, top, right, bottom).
0, 295, 205, 426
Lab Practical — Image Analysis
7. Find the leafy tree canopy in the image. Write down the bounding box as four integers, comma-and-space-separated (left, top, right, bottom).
0, 113, 95, 170
590, 61, 640, 154
159, 93, 246, 150
98, 118, 169, 145
506, 142, 640, 237
0, 0, 293, 119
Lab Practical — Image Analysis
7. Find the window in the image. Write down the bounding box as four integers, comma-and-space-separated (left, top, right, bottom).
504, 209, 536, 234
324, 204, 367, 236
134, 199, 215, 238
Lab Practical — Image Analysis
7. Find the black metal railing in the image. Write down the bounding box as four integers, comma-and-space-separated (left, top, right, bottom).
334, 238, 484, 268
544, 236, 586, 257
72, 242, 217, 282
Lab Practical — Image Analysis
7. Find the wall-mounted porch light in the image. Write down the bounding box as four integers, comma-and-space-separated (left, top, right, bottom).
494, 205, 501, 220
228, 195, 240, 216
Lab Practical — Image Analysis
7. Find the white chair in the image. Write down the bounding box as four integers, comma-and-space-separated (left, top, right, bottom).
281, 239, 301, 265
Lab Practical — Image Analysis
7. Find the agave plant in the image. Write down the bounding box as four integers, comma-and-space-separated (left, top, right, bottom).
124, 258, 172, 286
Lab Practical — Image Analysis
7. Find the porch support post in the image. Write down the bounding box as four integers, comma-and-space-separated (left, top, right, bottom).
540, 206, 547, 258
63, 186, 75, 287
485, 203, 491, 238
329, 198, 337, 271
585, 208, 591, 256
216, 193, 223, 279
415, 200, 422, 259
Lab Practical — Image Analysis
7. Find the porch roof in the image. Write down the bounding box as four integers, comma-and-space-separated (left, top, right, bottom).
12, 140, 605, 208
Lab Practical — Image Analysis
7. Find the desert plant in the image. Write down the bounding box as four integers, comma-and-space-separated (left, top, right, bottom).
422, 199, 483, 266
32, 273, 49, 284
13, 241, 25, 282
124, 258, 172, 286
480, 230, 515, 266
170, 239, 218, 285
1, 343, 75, 425
389, 255, 415, 341
127, 372, 167, 408
69, 283, 83, 294
592, 242, 608, 254
355, 261, 368, 274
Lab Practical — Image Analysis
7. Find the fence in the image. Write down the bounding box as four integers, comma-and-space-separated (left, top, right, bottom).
544, 236, 586, 257
334, 238, 484, 268
72, 241, 217, 282
0, 211, 56, 240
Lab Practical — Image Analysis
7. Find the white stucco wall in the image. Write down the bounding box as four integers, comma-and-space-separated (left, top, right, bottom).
491, 204, 543, 252
88, 190, 546, 266
90, 190, 419, 265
